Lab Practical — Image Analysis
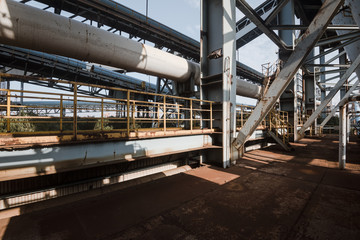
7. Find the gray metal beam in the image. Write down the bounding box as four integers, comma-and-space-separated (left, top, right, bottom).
264, 0, 291, 25
235, 0, 292, 51
320, 78, 359, 127
233, 0, 345, 150
270, 25, 359, 30
339, 104, 346, 169
298, 54, 360, 138
305, 37, 360, 64
316, 31, 360, 47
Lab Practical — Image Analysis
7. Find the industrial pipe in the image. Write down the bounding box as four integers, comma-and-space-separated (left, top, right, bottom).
0, 0, 262, 99
0, 0, 199, 83
236, 78, 262, 99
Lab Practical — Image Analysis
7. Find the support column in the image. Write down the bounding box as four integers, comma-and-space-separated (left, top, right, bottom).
339, 104, 346, 169
201, 0, 236, 167
320, 47, 327, 119
304, 50, 317, 135
278, 0, 296, 140
339, 49, 347, 99
346, 110, 350, 143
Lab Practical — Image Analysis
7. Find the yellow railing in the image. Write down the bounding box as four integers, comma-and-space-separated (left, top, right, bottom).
0, 76, 214, 137
267, 109, 290, 143
236, 105, 267, 130
236, 105, 291, 142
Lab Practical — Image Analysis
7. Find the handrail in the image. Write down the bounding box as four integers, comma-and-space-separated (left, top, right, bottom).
0, 74, 214, 137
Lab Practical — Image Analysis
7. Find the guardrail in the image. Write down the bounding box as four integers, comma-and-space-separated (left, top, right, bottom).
0, 75, 214, 138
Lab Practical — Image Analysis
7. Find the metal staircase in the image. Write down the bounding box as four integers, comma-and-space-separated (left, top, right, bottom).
267, 109, 293, 151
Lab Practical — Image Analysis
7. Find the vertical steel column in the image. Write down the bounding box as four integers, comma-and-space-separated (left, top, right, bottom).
233, 0, 344, 149
304, 50, 317, 135
60, 95, 63, 132
200, 0, 236, 167
346, 111, 350, 143
6, 89, 10, 132
339, 104, 346, 169
73, 84, 78, 139
278, 0, 296, 140
223, 0, 237, 166
339, 50, 347, 99
319, 47, 327, 119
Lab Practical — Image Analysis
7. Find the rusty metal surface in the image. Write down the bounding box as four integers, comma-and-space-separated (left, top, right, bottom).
0, 135, 359, 239
0, 134, 214, 180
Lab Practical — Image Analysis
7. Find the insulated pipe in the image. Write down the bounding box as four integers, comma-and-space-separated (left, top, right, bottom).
0, 0, 263, 99
236, 79, 262, 99
0, 0, 199, 83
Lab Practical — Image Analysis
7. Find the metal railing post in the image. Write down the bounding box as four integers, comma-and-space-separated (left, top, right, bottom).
240, 106, 243, 127
177, 103, 180, 128
163, 96, 166, 132
6, 90, 10, 132
190, 99, 193, 131
127, 90, 130, 136
101, 98, 104, 131
73, 84, 78, 139
132, 101, 136, 130
210, 102, 213, 130
60, 95, 63, 132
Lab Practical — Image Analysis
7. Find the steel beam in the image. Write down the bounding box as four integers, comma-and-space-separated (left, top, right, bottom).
305, 37, 360, 64
339, 104, 347, 169
320, 78, 359, 127
233, 0, 345, 149
200, 0, 236, 168
264, 0, 291, 25
298, 54, 360, 138
316, 31, 360, 47
235, 0, 291, 50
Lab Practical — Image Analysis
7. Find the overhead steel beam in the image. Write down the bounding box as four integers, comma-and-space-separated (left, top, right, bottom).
316, 31, 360, 47
305, 37, 360, 64
270, 25, 359, 30
264, 0, 291, 25
235, 0, 278, 49
236, 0, 292, 51
233, 0, 345, 150
320, 78, 359, 127
298, 54, 360, 138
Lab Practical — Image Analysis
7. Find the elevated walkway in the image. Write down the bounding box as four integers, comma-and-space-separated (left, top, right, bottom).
1, 135, 359, 239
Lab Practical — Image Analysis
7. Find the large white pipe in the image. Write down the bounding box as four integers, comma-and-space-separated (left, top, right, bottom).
0, 0, 198, 82
0, 0, 262, 99
236, 78, 262, 99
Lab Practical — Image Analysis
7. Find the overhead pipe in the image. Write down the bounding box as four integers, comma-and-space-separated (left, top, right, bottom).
0, 0, 199, 83
0, 0, 262, 99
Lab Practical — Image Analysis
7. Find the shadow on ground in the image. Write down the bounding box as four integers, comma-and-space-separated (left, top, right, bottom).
1, 135, 360, 240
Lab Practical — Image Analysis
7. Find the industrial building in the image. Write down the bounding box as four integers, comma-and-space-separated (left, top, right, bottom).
0, 0, 359, 239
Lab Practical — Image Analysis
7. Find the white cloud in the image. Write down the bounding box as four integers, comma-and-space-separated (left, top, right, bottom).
185, 0, 200, 9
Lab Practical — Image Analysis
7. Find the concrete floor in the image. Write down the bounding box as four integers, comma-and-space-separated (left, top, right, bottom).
0, 135, 360, 240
